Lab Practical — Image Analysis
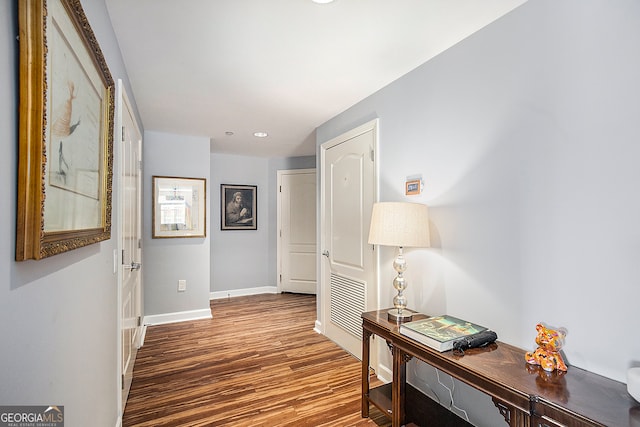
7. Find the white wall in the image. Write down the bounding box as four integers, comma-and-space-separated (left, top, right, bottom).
318, 1, 640, 423
1, 0, 140, 425
143, 131, 211, 320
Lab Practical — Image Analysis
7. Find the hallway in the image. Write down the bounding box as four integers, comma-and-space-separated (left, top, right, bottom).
122, 293, 389, 426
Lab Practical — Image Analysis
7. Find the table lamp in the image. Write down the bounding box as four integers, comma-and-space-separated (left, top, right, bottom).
368, 202, 430, 322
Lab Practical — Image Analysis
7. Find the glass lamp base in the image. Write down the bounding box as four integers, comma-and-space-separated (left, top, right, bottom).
388, 308, 413, 322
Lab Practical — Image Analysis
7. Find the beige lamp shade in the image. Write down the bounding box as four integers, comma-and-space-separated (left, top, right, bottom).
368, 202, 430, 248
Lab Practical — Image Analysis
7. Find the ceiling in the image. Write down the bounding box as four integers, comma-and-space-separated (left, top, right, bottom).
106, 0, 527, 158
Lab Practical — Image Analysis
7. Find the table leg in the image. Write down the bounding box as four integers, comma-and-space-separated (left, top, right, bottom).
493, 397, 531, 427
392, 345, 407, 427
362, 328, 372, 418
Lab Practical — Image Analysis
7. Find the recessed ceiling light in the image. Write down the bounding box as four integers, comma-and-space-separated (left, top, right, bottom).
253, 132, 268, 138
225, 131, 234, 136
312, 0, 334, 3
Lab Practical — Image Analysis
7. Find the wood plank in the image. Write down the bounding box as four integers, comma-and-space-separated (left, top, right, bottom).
123, 293, 390, 426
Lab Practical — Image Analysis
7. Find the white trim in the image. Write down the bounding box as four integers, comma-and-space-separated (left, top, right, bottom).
209, 286, 279, 300
314, 319, 322, 334
143, 309, 212, 326
137, 325, 147, 349
276, 168, 317, 294
114, 79, 124, 427
116, 79, 145, 420
376, 362, 392, 384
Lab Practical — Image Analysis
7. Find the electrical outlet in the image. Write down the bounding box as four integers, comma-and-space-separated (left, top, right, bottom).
178, 280, 186, 292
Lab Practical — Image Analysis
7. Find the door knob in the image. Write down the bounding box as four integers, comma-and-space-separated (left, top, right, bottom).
322, 250, 329, 258
125, 261, 142, 271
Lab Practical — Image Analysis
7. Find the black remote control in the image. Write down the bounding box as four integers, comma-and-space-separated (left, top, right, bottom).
452, 330, 498, 353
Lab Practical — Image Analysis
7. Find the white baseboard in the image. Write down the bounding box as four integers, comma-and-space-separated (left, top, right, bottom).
377, 363, 392, 384
143, 308, 212, 326
137, 325, 147, 348
314, 319, 322, 334
209, 286, 278, 300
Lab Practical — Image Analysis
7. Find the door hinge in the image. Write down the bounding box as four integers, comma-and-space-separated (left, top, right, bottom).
279, 274, 282, 282
121, 249, 125, 265
370, 147, 374, 162
138, 238, 142, 249
137, 316, 142, 327
121, 374, 125, 389
121, 126, 125, 142
279, 185, 282, 192
138, 160, 142, 171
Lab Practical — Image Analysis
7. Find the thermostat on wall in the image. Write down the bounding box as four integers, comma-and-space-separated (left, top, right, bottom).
405, 177, 423, 195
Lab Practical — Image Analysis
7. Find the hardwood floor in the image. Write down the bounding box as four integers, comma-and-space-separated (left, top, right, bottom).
122, 293, 391, 427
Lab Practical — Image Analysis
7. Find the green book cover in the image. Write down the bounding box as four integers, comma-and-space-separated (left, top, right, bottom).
402, 315, 487, 343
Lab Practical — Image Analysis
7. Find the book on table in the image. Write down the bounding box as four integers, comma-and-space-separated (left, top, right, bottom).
399, 315, 488, 352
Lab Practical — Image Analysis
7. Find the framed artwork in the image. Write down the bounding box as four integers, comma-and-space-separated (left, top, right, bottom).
221, 184, 257, 230
16, 0, 115, 260
152, 176, 206, 238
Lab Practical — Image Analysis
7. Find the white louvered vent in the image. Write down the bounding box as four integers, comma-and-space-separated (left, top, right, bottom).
330, 272, 365, 339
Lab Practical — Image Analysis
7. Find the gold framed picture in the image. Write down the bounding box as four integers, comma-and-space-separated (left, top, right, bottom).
16, 0, 114, 260
152, 176, 207, 238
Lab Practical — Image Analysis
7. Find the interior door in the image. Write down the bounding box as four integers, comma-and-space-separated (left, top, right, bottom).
119, 81, 143, 410
278, 169, 317, 294
321, 119, 377, 359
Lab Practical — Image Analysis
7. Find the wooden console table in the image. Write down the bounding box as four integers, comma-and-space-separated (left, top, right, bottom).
362, 309, 639, 427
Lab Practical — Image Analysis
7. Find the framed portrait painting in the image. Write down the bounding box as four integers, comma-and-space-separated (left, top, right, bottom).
221, 184, 257, 230
16, 0, 114, 260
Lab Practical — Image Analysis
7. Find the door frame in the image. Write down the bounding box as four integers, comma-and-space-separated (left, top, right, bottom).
276, 168, 317, 294
115, 79, 144, 421
319, 118, 379, 362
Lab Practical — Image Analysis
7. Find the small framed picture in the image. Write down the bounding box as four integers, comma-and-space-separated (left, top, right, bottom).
405, 179, 421, 196
221, 184, 257, 230
152, 176, 206, 238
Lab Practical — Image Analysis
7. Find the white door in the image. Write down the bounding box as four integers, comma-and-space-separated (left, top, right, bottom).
118, 81, 143, 411
321, 119, 377, 359
278, 169, 317, 294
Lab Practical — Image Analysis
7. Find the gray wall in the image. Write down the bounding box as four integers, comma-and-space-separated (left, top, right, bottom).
210, 153, 270, 292
317, 1, 639, 422
209, 154, 315, 293
142, 131, 211, 317
1, 0, 140, 425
